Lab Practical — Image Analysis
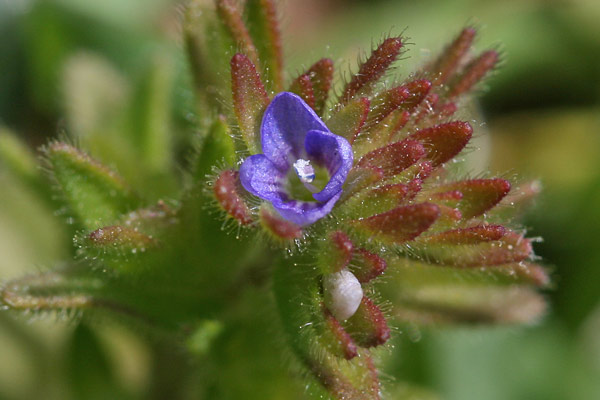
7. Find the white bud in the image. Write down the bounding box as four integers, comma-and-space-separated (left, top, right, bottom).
323, 270, 363, 321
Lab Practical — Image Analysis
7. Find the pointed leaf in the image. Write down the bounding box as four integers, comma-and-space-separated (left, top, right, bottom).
350, 249, 387, 283
259, 205, 303, 241
216, 0, 259, 65
399, 79, 433, 112
383, 257, 547, 325
184, 0, 237, 108
338, 165, 384, 203
433, 178, 511, 219
448, 50, 499, 98
414, 230, 532, 267
351, 203, 440, 244
343, 180, 421, 218
214, 169, 254, 225
128, 55, 173, 173
365, 85, 410, 127
317, 231, 354, 274
245, 0, 284, 91
418, 224, 507, 245
409, 121, 473, 167
357, 139, 425, 176
326, 97, 370, 143
301, 58, 334, 114
194, 115, 236, 180
44, 142, 139, 230
352, 109, 409, 156
344, 296, 391, 348
1, 269, 99, 312
288, 73, 316, 110
323, 305, 359, 360
428, 27, 476, 85
341, 37, 403, 104
231, 53, 270, 154
84, 225, 157, 258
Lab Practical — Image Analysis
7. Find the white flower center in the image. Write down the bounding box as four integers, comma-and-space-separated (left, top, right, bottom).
293, 159, 315, 184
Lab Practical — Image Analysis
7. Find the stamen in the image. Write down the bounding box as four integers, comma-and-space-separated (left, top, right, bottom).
293, 159, 316, 183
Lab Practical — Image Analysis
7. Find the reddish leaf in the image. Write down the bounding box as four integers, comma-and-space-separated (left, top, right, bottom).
214, 170, 253, 225
437, 179, 511, 219
429, 27, 476, 85
418, 230, 532, 267
322, 305, 358, 360
302, 58, 334, 114
409, 121, 473, 167
259, 206, 302, 240
499, 180, 542, 209
438, 101, 458, 118
288, 73, 316, 110
399, 79, 432, 112
216, 0, 259, 65
512, 262, 550, 287
449, 50, 499, 98
319, 231, 355, 273
366, 85, 410, 127
341, 37, 404, 104
419, 225, 507, 245
231, 54, 269, 153
351, 249, 387, 283
344, 296, 391, 348
357, 139, 425, 177
352, 203, 440, 244
88, 225, 156, 249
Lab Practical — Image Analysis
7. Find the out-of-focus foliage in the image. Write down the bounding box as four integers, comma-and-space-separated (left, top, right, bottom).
0, 0, 599, 399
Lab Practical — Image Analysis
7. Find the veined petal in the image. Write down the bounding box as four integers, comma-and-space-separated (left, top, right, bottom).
274, 191, 342, 226
305, 129, 353, 203
261, 92, 329, 170
239, 154, 286, 202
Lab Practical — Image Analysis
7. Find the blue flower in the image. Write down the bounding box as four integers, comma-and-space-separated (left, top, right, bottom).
240, 92, 353, 226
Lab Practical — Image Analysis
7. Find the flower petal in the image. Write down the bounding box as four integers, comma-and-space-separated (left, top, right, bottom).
273, 191, 341, 226
261, 92, 330, 170
239, 154, 286, 202
304, 129, 353, 203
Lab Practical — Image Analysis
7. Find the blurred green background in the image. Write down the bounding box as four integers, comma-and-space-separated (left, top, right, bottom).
1, 0, 599, 399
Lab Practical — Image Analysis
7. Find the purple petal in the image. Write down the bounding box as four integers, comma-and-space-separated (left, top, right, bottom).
305, 130, 354, 203
261, 92, 330, 170
273, 191, 342, 226
239, 154, 286, 203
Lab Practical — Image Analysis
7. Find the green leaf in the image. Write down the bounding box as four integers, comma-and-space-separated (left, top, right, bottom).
184, 0, 237, 110
326, 97, 370, 143
44, 142, 139, 230
67, 324, 131, 400
380, 257, 547, 325
244, 0, 284, 92
0, 127, 40, 184
194, 115, 236, 180
273, 256, 381, 399
127, 54, 173, 173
